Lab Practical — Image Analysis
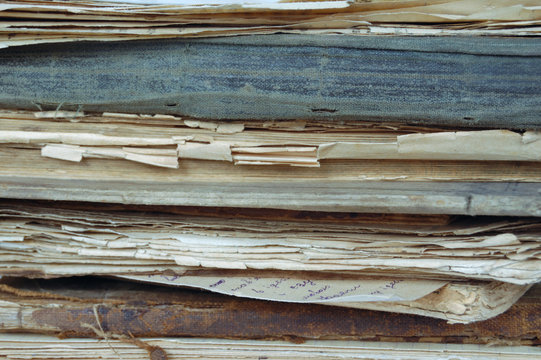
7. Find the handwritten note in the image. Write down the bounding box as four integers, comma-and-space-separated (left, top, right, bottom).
121, 275, 447, 303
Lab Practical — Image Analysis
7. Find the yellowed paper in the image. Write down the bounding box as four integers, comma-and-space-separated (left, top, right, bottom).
1, 0, 541, 48
41, 144, 179, 168
41, 144, 84, 162
0, 130, 176, 146
123, 274, 447, 303
318, 130, 541, 161
216, 123, 245, 134
396, 130, 541, 161
177, 141, 233, 161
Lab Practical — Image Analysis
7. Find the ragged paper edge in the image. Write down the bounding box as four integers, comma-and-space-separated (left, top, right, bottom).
4, 125, 541, 169
344, 281, 531, 324
2, 216, 540, 282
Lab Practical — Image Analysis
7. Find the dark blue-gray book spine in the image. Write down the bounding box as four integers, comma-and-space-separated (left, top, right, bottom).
0, 35, 540, 129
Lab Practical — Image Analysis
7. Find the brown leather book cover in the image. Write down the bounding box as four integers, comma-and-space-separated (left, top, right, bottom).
1, 277, 538, 346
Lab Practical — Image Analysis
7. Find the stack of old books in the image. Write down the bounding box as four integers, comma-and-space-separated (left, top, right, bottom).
0, 1, 539, 359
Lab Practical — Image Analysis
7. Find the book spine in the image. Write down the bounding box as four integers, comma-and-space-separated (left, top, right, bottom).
2, 298, 538, 344
1, 35, 540, 129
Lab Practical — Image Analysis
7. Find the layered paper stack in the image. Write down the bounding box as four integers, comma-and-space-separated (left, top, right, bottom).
1, 0, 540, 49
0, 1, 540, 359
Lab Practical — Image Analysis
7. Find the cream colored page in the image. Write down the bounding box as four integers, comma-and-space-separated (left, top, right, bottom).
318, 130, 541, 161
122, 274, 447, 303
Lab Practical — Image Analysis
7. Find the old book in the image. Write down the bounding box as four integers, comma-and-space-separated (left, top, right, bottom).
5, 110, 541, 165
0, 35, 540, 129
0, 276, 539, 342
1, 111, 541, 215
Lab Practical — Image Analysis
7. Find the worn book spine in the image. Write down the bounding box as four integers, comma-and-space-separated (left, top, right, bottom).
0, 278, 539, 344
1, 35, 540, 129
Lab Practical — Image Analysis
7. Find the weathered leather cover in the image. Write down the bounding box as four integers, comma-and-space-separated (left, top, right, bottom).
1, 277, 539, 345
